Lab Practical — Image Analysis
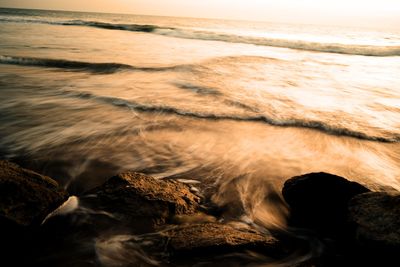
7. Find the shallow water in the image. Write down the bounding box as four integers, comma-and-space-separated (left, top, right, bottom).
1, 7, 399, 266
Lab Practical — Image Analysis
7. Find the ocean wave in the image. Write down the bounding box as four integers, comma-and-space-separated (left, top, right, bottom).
155, 29, 400, 57
1, 17, 399, 56
0, 55, 180, 73
0, 17, 161, 32
61, 20, 160, 33
61, 90, 399, 142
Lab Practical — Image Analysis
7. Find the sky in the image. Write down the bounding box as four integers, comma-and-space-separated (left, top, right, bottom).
1, 0, 399, 28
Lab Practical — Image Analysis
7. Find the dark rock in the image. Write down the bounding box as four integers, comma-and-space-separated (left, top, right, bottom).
282, 172, 369, 238
161, 222, 285, 257
349, 192, 400, 251
0, 160, 68, 226
82, 172, 201, 233
0, 160, 68, 267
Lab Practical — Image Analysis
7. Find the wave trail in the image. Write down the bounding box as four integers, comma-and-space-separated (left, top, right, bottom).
61, 90, 400, 143
0, 17, 162, 33
1, 17, 399, 56
0, 55, 181, 73
60, 20, 160, 33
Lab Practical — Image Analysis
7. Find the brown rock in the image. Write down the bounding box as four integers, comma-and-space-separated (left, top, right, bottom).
82, 172, 200, 233
0, 160, 68, 226
349, 192, 400, 249
162, 223, 284, 257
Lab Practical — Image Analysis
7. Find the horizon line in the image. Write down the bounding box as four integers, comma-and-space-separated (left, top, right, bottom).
0, 6, 279, 24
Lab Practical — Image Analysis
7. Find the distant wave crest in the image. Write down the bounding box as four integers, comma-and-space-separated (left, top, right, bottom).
61, 19, 159, 32
1, 17, 399, 57
0, 17, 160, 32
154, 28, 400, 57
0, 55, 180, 73
61, 89, 399, 142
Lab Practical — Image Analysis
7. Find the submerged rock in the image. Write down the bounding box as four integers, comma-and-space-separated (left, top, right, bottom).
349, 192, 400, 251
82, 171, 201, 233
162, 222, 284, 257
282, 172, 369, 238
0, 160, 68, 226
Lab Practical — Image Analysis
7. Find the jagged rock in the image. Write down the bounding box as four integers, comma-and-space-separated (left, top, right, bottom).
0, 160, 68, 226
82, 172, 201, 233
161, 222, 284, 257
349, 192, 400, 251
282, 172, 369, 238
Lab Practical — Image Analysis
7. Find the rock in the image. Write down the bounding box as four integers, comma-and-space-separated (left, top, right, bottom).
161, 223, 284, 257
0, 160, 69, 267
349, 192, 400, 251
171, 212, 217, 225
82, 172, 201, 233
0, 160, 68, 226
282, 172, 369, 238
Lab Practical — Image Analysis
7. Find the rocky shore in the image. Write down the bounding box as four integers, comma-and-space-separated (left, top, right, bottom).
1, 160, 399, 266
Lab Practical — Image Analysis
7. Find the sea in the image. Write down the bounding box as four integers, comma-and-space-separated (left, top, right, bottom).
0, 7, 399, 266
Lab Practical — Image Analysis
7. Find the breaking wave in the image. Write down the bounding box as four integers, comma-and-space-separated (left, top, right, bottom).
154, 29, 400, 57
1, 17, 399, 57
60, 89, 399, 143
0, 55, 181, 73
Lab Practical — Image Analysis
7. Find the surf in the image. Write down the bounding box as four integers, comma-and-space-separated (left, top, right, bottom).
0, 55, 182, 73
58, 89, 400, 143
1, 17, 399, 57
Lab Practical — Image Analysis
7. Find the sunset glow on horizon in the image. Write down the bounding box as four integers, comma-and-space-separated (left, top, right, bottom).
1, 0, 400, 28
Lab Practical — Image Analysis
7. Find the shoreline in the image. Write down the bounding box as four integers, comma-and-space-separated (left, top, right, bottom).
1, 159, 399, 266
